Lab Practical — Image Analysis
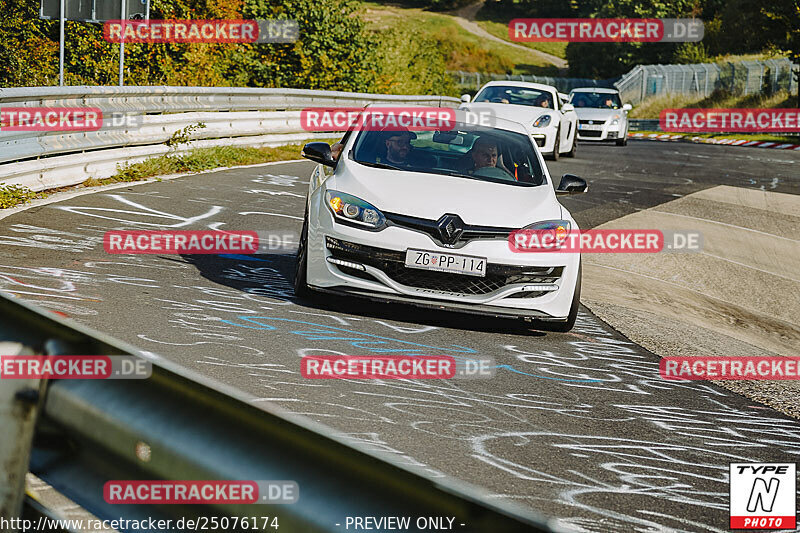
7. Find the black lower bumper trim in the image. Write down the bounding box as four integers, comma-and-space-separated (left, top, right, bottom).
308, 284, 565, 321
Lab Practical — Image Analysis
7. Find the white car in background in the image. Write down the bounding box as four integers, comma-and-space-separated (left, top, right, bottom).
296, 109, 587, 331
460, 81, 578, 161
568, 88, 632, 146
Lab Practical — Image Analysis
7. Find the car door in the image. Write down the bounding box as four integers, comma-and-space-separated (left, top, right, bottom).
557, 93, 575, 151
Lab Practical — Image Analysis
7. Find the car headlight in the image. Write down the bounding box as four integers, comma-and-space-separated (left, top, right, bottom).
610, 114, 620, 126
522, 220, 571, 248
533, 115, 551, 128
325, 190, 386, 229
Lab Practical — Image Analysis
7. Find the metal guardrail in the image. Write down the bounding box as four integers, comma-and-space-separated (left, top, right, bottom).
628, 119, 662, 131
0, 87, 460, 192
0, 292, 557, 532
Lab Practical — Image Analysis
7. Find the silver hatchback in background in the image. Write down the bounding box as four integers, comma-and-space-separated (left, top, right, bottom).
568, 88, 632, 146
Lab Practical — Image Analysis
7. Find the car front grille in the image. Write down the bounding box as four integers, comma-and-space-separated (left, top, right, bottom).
383, 212, 513, 247
326, 237, 562, 296
579, 119, 606, 126
579, 130, 603, 137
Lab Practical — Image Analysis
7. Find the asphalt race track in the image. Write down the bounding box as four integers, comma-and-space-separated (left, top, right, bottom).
2, 140, 799, 532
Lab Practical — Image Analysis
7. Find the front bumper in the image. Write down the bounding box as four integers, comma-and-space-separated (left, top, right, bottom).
576, 121, 623, 141
530, 124, 557, 154
306, 197, 581, 320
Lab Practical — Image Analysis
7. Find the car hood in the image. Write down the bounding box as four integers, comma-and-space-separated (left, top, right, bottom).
461, 103, 555, 129
574, 108, 622, 121
331, 162, 561, 228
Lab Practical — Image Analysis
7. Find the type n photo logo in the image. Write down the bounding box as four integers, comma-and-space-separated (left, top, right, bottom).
730, 463, 796, 529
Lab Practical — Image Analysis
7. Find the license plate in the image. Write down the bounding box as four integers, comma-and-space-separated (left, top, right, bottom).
579, 123, 604, 131
405, 249, 486, 277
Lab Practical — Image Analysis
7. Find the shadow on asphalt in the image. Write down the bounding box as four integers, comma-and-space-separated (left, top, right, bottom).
181, 253, 547, 337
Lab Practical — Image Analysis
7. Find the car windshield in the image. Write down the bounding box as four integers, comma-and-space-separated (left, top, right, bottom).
570, 91, 622, 109
473, 86, 554, 109
349, 123, 545, 187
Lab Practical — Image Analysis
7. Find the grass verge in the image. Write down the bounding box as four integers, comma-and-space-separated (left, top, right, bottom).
83, 141, 337, 188
361, 2, 558, 75
473, 19, 567, 60
629, 89, 797, 119
0, 183, 44, 209
1, 140, 336, 210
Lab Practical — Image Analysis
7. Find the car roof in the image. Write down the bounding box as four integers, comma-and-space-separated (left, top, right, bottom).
479, 81, 557, 93
570, 87, 620, 94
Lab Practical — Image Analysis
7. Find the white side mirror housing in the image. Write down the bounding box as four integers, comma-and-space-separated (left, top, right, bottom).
561, 103, 575, 113
461, 94, 471, 103
622, 103, 632, 111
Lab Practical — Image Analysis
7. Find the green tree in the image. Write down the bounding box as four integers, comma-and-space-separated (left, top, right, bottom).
0, 0, 58, 86
566, 0, 702, 78
761, 0, 800, 105
238, 0, 378, 92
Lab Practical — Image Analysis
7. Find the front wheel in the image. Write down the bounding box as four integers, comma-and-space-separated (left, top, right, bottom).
616, 130, 628, 146
293, 217, 312, 299
564, 130, 577, 158
546, 126, 561, 161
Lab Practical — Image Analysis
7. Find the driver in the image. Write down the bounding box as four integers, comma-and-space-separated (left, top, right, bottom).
536, 95, 551, 108
470, 137, 498, 171
372, 127, 436, 167
604, 97, 616, 108
382, 130, 415, 165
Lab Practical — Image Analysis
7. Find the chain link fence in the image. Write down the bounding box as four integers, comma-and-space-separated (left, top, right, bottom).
453, 59, 798, 104
613, 59, 797, 105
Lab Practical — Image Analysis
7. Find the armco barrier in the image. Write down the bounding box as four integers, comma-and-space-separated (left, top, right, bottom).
0, 87, 460, 192
0, 292, 556, 532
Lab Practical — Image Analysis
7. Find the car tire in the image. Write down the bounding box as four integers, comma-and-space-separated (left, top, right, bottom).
564, 130, 577, 158
616, 131, 628, 146
294, 215, 313, 300
546, 126, 561, 161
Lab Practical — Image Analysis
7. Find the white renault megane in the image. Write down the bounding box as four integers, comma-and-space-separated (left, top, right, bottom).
295, 109, 588, 331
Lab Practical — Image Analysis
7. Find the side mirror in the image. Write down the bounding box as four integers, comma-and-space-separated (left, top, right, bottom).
301, 142, 336, 168
622, 103, 632, 111
561, 103, 575, 113
556, 174, 588, 195
460, 94, 471, 103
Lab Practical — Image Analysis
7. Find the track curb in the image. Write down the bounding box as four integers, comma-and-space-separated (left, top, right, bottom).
628, 131, 800, 150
